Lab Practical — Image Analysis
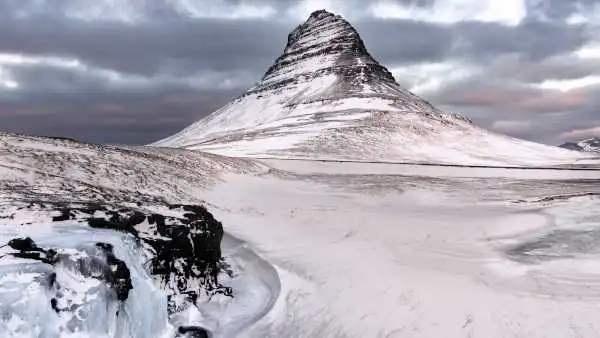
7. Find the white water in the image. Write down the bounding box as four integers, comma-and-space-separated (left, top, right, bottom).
0, 223, 282, 338
0, 223, 173, 338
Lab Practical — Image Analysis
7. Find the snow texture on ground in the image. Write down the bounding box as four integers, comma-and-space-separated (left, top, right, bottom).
202, 159, 600, 338
3, 133, 600, 337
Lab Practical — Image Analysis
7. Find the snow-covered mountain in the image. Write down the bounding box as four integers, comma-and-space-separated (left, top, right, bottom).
560, 138, 600, 152
153, 10, 589, 166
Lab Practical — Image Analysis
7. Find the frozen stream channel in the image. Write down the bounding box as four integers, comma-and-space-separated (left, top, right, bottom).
0, 223, 280, 338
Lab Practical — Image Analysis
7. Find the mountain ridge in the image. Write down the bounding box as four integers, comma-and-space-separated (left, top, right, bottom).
560, 138, 600, 152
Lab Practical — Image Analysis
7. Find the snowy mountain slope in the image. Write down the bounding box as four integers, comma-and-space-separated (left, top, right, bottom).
560, 138, 600, 152
0, 132, 261, 203
153, 10, 592, 167
0, 132, 279, 338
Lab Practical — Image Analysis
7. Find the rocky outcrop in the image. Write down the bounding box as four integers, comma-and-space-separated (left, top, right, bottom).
560, 138, 600, 152
254, 10, 396, 92
1, 200, 230, 326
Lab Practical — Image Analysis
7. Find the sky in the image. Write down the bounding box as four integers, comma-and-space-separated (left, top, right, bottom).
0, 0, 599, 145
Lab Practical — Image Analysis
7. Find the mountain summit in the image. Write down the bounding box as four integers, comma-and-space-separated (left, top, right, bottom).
153, 10, 588, 166
255, 10, 411, 99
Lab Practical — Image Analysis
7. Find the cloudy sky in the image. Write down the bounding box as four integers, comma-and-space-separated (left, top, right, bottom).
0, 0, 599, 145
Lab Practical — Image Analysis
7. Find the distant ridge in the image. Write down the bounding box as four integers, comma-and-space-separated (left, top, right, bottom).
560, 138, 600, 153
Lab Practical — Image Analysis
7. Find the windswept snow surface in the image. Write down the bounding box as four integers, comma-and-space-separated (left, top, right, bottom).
153, 10, 594, 167
3, 131, 600, 337
0, 132, 262, 203
202, 159, 600, 337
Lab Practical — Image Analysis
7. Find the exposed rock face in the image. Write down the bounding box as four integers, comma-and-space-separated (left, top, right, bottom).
153, 10, 586, 167
0, 200, 229, 336
560, 138, 600, 152
252, 10, 411, 100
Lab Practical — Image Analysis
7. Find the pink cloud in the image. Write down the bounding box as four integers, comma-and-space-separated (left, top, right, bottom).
444, 87, 588, 113
491, 120, 533, 133
561, 126, 600, 139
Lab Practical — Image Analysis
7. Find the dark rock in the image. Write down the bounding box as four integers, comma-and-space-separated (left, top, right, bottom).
127, 211, 146, 226
177, 326, 209, 338
8, 237, 43, 252
95, 243, 133, 302
39, 202, 229, 315
559, 138, 600, 152
52, 208, 71, 222
559, 141, 583, 151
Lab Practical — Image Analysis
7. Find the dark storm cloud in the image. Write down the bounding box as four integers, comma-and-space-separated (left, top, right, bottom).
356, 19, 589, 68
0, 0, 591, 77
0, 59, 248, 144
1, 10, 587, 80
0, 0, 598, 145
1, 83, 242, 144
0, 0, 446, 79
0, 15, 286, 77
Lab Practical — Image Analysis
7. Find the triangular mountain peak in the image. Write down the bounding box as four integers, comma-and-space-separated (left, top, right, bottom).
261, 10, 384, 80
255, 9, 401, 98
152, 11, 586, 166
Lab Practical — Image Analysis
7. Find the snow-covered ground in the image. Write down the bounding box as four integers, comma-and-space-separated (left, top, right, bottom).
3, 132, 600, 337
202, 159, 600, 337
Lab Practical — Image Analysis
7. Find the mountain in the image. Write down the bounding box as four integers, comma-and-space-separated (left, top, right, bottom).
153, 10, 588, 166
560, 138, 600, 152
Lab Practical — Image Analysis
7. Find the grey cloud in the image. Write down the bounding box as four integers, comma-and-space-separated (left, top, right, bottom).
0, 61, 244, 144
1, 85, 241, 144
454, 20, 587, 62
432, 76, 600, 144
525, 0, 599, 21
0, 15, 286, 77
496, 57, 600, 83
354, 19, 589, 70
355, 20, 455, 65
0, 0, 598, 146
0, 1, 591, 78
